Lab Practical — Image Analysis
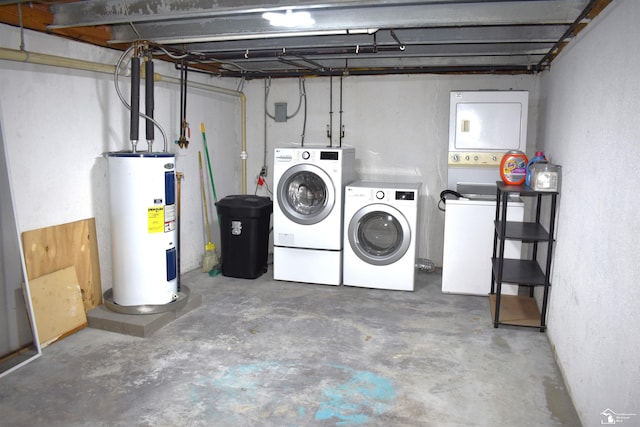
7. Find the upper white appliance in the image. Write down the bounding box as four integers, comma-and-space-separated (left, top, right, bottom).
447, 90, 529, 190
343, 181, 421, 291
273, 146, 356, 285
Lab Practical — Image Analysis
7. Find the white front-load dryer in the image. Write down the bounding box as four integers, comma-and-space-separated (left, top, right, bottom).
343, 181, 421, 291
273, 146, 356, 285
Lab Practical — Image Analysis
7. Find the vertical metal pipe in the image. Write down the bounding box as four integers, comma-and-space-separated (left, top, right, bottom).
240, 94, 248, 194
182, 65, 188, 139
177, 61, 189, 148
339, 74, 344, 147
178, 62, 185, 143
328, 75, 333, 147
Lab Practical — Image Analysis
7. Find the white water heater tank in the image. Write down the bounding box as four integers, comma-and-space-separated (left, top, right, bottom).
107, 152, 178, 306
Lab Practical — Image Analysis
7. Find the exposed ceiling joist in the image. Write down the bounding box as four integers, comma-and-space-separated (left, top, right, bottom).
0, 0, 613, 78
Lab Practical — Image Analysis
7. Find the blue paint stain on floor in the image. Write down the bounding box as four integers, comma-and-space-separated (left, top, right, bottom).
188, 361, 395, 426
189, 361, 284, 423
314, 365, 396, 426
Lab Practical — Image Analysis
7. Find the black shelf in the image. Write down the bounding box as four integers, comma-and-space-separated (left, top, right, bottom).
494, 221, 550, 242
491, 181, 558, 332
491, 258, 546, 285
496, 181, 559, 196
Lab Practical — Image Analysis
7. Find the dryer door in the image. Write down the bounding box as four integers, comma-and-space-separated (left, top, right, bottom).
277, 163, 335, 225
347, 204, 411, 266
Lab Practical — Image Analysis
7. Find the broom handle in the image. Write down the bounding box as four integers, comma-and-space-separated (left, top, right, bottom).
198, 151, 212, 243
201, 123, 221, 226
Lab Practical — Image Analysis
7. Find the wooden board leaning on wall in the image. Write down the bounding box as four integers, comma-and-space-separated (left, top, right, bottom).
27, 266, 87, 347
22, 218, 102, 312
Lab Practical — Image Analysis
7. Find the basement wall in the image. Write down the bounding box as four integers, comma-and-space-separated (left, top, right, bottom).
242, 74, 538, 265
538, 0, 640, 425
0, 24, 242, 291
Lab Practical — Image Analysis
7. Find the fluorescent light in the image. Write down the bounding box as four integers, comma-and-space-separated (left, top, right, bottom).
262, 9, 315, 28
129, 28, 378, 45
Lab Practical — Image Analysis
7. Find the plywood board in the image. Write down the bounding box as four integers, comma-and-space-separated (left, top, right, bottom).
28, 266, 87, 347
22, 218, 102, 311
489, 294, 541, 327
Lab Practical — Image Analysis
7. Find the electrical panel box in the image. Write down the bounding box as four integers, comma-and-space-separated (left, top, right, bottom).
275, 102, 287, 122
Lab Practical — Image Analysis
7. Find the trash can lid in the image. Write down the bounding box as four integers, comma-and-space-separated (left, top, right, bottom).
216, 195, 273, 217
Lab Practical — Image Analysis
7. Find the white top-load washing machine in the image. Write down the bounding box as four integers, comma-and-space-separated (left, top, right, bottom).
343, 181, 421, 291
273, 146, 356, 285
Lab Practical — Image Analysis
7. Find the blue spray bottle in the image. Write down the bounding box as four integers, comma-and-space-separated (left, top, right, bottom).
526, 151, 546, 186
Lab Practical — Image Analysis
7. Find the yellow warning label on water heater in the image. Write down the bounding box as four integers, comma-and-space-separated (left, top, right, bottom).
148, 206, 165, 233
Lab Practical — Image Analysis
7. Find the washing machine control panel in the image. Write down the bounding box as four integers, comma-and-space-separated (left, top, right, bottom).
395, 191, 416, 200
346, 186, 420, 203
275, 148, 347, 164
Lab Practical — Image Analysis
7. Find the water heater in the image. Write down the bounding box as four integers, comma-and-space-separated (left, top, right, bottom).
107, 152, 178, 306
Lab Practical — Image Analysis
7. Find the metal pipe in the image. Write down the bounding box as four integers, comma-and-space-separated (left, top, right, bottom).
0, 46, 249, 193
155, 74, 248, 194
0, 46, 117, 74
177, 61, 188, 148
327, 74, 333, 146
339, 74, 344, 147
241, 93, 247, 194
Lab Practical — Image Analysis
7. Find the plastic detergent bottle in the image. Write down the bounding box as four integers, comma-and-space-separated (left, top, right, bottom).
525, 151, 547, 186
500, 150, 528, 185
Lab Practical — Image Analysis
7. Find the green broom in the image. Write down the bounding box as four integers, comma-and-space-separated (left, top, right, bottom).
198, 151, 219, 273
201, 123, 222, 277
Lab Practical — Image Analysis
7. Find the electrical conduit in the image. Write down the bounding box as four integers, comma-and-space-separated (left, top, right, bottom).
0, 46, 249, 194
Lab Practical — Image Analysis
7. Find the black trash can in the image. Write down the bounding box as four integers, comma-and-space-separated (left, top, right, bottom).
215, 195, 272, 279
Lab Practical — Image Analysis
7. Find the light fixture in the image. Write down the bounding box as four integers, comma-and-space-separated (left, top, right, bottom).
110, 28, 380, 45
127, 29, 379, 45
262, 9, 315, 28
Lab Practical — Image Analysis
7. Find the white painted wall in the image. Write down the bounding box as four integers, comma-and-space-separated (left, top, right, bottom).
538, 0, 640, 425
242, 74, 538, 264
0, 25, 242, 291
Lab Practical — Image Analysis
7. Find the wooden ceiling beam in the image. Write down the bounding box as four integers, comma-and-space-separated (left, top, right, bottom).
0, 3, 112, 48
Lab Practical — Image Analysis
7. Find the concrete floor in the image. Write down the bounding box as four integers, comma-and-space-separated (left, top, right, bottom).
0, 267, 580, 426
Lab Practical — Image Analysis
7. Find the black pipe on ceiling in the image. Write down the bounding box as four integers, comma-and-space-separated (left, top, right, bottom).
216, 64, 534, 79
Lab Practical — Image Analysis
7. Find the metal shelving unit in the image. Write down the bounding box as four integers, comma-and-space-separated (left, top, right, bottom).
490, 182, 559, 332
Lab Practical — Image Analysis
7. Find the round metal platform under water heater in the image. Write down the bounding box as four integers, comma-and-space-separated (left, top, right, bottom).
103, 285, 190, 315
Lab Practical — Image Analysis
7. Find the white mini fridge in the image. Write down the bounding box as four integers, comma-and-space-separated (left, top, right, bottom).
442, 197, 523, 296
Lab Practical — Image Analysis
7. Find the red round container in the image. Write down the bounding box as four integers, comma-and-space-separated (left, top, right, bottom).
500, 150, 528, 185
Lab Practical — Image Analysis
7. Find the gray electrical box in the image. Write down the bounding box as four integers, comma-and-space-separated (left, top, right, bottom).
275, 102, 287, 122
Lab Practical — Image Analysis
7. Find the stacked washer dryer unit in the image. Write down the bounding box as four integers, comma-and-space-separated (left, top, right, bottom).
343, 181, 421, 291
273, 147, 356, 285
442, 90, 528, 296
